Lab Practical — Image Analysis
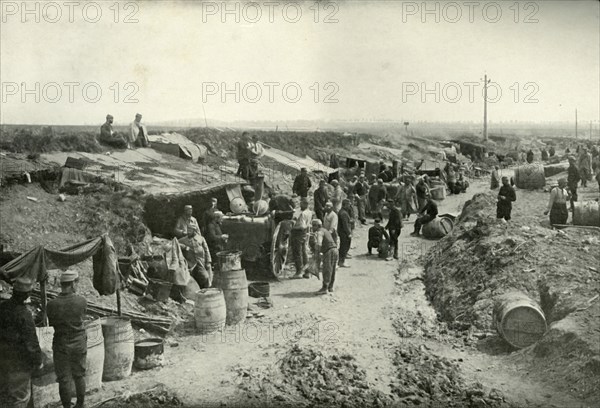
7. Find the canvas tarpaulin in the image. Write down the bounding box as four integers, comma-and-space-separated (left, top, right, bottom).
0, 234, 121, 295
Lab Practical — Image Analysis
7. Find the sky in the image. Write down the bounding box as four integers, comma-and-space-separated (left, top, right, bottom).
1, 0, 599, 126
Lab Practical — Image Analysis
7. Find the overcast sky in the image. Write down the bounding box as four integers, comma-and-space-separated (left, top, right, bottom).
1, 0, 599, 126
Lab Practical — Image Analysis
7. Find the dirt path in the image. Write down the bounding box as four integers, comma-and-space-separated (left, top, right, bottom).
78, 178, 590, 408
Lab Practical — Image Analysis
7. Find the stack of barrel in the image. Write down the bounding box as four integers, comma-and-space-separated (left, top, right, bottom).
194, 250, 248, 333
213, 251, 249, 326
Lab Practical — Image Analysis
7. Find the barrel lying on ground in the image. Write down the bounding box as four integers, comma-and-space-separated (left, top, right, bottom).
573, 201, 600, 227
515, 164, 546, 189
422, 217, 454, 239
493, 291, 547, 349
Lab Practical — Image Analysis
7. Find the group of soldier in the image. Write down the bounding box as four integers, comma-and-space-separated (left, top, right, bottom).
1, 271, 88, 408
99, 113, 150, 149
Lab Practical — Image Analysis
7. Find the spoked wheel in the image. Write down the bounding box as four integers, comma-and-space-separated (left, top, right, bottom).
271, 221, 291, 279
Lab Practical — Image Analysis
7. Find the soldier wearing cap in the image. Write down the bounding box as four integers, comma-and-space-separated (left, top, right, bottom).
47, 271, 87, 408
292, 167, 312, 198
0, 278, 43, 408
291, 197, 313, 278
311, 219, 339, 295
174, 205, 201, 240
130, 113, 150, 148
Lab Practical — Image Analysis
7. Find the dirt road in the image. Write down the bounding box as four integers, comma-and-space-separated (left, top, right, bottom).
78, 178, 590, 408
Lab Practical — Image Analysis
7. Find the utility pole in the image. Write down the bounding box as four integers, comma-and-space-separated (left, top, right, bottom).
575, 108, 577, 139
483, 74, 489, 141
590, 121, 592, 141
201, 104, 208, 128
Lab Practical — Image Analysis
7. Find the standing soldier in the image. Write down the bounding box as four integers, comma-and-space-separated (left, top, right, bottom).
247, 135, 264, 180
545, 178, 570, 226
292, 168, 312, 198
47, 271, 88, 408
313, 180, 329, 222
0, 279, 43, 408
312, 219, 339, 295
578, 147, 592, 187
236, 132, 251, 179
567, 156, 581, 212
290, 198, 313, 278
337, 199, 353, 268
353, 175, 368, 225
386, 200, 403, 260
496, 176, 517, 221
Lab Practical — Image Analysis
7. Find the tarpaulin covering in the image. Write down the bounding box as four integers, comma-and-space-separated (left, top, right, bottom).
0, 234, 121, 295
148, 132, 208, 162
261, 146, 336, 175
59, 167, 99, 187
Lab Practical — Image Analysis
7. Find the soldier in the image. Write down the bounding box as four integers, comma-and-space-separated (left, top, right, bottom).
47, 271, 88, 408
0, 278, 43, 408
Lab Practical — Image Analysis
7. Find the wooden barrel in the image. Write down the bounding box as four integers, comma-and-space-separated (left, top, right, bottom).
217, 250, 242, 272
194, 288, 227, 333
430, 187, 446, 201
422, 217, 454, 239
214, 269, 249, 325
514, 164, 545, 189
100, 317, 134, 381
134, 338, 164, 370
80, 320, 104, 391
573, 201, 600, 227
33, 327, 58, 408
493, 292, 547, 348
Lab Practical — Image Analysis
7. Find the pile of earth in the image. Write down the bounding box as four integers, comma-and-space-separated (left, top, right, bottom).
424, 191, 600, 331
0, 179, 150, 255
0, 127, 104, 154
236, 343, 393, 407
390, 344, 513, 408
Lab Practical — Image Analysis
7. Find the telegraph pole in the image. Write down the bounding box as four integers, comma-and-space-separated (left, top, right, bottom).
575, 108, 578, 139
590, 121, 592, 141
483, 74, 489, 141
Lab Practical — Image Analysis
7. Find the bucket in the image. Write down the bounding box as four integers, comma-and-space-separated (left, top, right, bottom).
134, 338, 164, 370
214, 269, 249, 325
101, 317, 134, 381
147, 278, 172, 302
194, 288, 227, 334
248, 282, 270, 298
573, 201, 600, 227
217, 250, 242, 272
422, 217, 454, 239
493, 291, 547, 348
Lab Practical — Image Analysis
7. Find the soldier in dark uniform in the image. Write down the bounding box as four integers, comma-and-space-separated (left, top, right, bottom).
0, 278, 43, 408
47, 271, 88, 408
496, 176, 517, 221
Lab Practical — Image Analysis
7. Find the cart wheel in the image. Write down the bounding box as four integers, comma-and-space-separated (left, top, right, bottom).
271, 222, 290, 279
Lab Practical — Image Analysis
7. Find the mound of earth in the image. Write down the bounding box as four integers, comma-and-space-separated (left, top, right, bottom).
391, 344, 513, 407
424, 192, 599, 330
236, 343, 393, 407
423, 190, 600, 402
